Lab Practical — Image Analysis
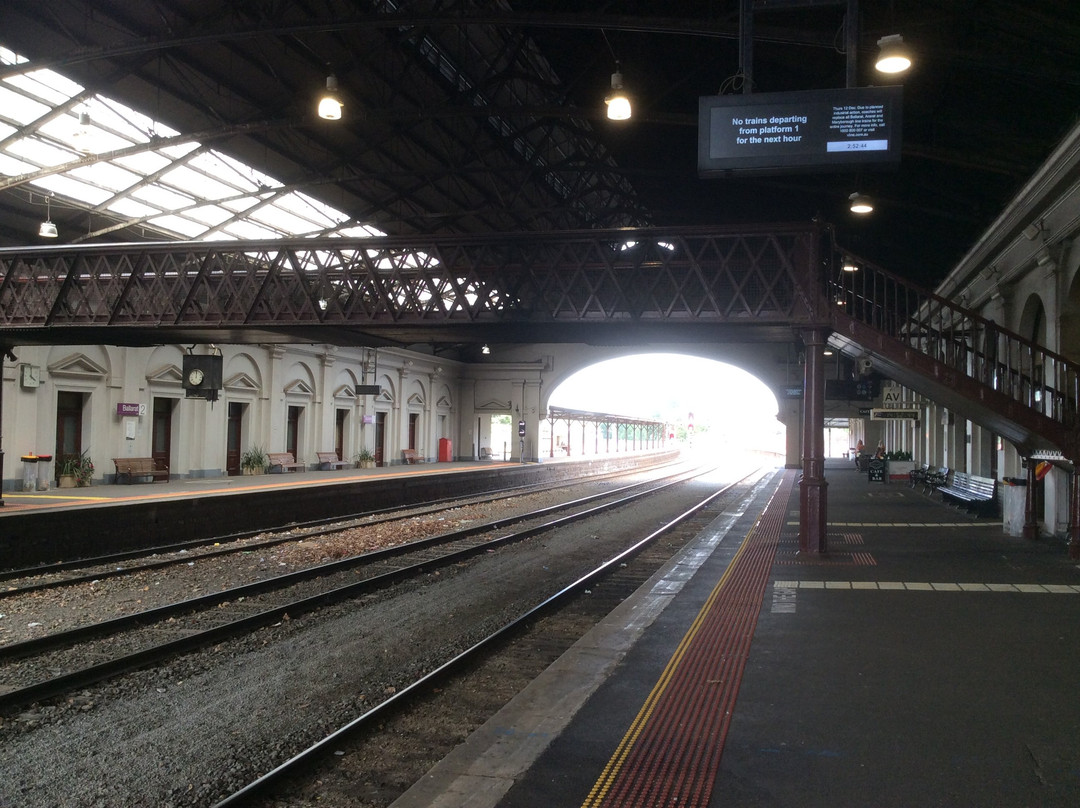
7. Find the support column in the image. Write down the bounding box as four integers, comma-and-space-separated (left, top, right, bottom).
0, 346, 7, 507
800, 328, 828, 554
1070, 470, 1080, 559
1024, 458, 1039, 541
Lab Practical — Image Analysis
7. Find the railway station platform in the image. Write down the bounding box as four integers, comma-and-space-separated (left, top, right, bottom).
0, 459, 510, 515
0, 452, 675, 569
393, 459, 1080, 808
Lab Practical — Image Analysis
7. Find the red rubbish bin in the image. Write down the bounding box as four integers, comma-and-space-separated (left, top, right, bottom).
438, 438, 452, 462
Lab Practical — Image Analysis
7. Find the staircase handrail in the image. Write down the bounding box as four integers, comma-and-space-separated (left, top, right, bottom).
827, 236, 1080, 431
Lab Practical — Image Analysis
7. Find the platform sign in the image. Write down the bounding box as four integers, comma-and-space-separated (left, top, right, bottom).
882, 386, 903, 407
698, 85, 902, 176
870, 408, 919, 420
116, 402, 145, 417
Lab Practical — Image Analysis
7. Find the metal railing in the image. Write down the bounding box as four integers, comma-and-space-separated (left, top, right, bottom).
828, 241, 1080, 434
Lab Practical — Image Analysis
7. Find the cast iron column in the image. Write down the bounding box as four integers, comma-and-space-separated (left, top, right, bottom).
1070, 470, 1080, 559
800, 328, 828, 553
0, 346, 6, 507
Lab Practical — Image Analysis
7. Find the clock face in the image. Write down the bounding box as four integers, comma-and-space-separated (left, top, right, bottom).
188, 368, 205, 386
21, 364, 40, 388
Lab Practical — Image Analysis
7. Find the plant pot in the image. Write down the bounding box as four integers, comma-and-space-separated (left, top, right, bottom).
58, 474, 76, 489
888, 460, 914, 481
242, 466, 265, 475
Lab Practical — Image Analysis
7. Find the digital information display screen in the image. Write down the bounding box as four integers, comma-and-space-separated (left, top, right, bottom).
697, 86, 902, 175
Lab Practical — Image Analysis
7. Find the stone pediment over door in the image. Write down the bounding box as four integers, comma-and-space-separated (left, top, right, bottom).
48, 353, 108, 381
147, 364, 183, 388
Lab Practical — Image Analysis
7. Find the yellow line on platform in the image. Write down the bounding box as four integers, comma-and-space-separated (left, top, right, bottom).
773, 580, 1080, 593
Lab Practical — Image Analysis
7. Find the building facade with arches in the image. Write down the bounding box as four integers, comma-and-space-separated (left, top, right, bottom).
879, 120, 1080, 537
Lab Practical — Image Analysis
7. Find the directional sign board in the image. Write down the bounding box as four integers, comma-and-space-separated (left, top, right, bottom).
870, 408, 919, 420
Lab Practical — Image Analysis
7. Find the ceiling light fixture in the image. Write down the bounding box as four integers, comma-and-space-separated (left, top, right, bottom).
605, 67, 631, 121
71, 110, 95, 153
318, 74, 343, 120
842, 258, 859, 272
875, 35, 912, 74
848, 192, 874, 214
39, 195, 58, 238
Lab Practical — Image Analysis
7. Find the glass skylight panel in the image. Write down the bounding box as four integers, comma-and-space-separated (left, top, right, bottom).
108, 198, 162, 218
33, 174, 113, 205
69, 161, 142, 191
191, 150, 280, 191
220, 196, 261, 214
341, 224, 387, 238
147, 214, 206, 238
1, 43, 385, 247
0, 152, 35, 174
184, 205, 234, 226
94, 96, 178, 141
0, 89, 51, 126
7, 135, 79, 168
5, 70, 81, 105
162, 163, 245, 201
115, 152, 173, 175
253, 205, 325, 235
221, 219, 281, 240
131, 183, 198, 212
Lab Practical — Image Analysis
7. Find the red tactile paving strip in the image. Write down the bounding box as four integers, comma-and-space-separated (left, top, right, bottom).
581, 474, 793, 808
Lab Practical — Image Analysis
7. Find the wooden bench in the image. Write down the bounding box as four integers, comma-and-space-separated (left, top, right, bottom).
113, 457, 169, 484
938, 471, 997, 515
267, 452, 305, 473
478, 447, 492, 460
401, 449, 427, 464
316, 451, 350, 470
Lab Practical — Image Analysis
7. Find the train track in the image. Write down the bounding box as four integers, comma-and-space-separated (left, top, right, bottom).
0, 461, 721, 710
212, 466, 775, 807
0, 458, 683, 594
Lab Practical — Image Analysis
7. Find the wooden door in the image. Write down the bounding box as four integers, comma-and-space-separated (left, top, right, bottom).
374, 411, 386, 466
152, 398, 172, 471
226, 402, 243, 476
55, 390, 84, 479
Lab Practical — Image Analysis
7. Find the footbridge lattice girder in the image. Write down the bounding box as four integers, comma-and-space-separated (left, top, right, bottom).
3, 222, 1080, 551
0, 225, 826, 344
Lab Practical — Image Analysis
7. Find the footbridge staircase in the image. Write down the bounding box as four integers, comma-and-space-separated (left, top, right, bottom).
827, 251, 1080, 462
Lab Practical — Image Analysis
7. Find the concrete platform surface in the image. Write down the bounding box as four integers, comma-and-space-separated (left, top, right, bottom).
393, 460, 1080, 808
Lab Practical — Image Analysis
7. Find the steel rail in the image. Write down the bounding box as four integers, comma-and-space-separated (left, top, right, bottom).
0, 457, 682, 594
211, 466, 769, 807
0, 462, 721, 709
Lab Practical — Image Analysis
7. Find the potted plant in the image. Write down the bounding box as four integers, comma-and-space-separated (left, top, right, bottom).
354, 448, 376, 469
241, 446, 268, 475
884, 450, 914, 481
60, 449, 94, 487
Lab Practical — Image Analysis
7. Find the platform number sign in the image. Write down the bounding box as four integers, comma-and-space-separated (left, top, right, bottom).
517, 419, 526, 437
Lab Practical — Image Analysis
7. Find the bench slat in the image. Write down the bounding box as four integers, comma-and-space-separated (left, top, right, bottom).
267, 452, 305, 472
112, 457, 169, 484
316, 451, 350, 470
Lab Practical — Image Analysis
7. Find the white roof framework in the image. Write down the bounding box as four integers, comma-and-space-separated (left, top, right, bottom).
0, 45, 383, 244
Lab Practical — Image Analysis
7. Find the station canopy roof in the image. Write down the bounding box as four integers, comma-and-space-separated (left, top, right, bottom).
0, 2, 1077, 288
